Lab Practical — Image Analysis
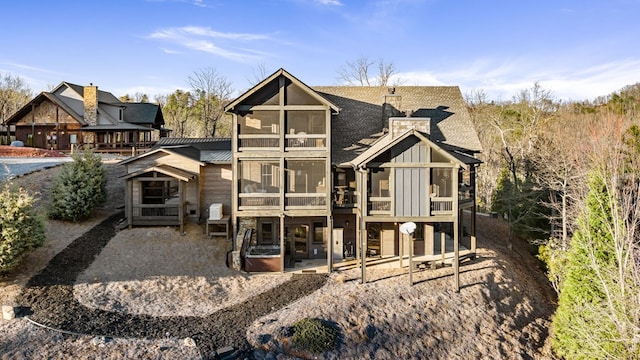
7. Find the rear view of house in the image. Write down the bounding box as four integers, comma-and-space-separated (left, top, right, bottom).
224, 69, 483, 284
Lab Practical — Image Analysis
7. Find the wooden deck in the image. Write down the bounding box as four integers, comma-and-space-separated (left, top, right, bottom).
332, 242, 474, 271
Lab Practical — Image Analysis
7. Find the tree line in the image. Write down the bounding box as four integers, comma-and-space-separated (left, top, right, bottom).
468, 82, 640, 358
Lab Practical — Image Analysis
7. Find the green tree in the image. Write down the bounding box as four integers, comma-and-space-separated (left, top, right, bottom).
0, 184, 45, 273
161, 90, 198, 138
549, 123, 640, 358
48, 151, 106, 222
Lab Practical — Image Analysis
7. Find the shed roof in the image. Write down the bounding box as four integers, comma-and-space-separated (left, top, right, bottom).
121, 138, 232, 166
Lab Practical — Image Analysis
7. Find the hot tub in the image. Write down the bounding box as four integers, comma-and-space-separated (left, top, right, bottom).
244, 245, 282, 272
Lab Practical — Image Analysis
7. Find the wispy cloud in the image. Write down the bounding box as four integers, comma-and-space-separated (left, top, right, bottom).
0, 62, 58, 74
395, 57, 640, 102
317, 0, 343, 5
160, 48, 181, 55
145, 0, 209, 8
147, 26, 273, 63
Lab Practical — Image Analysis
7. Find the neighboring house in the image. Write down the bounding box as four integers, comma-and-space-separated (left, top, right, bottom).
119, 138, 232, 233
3, 82, 165, 152
223, 68, 482, 283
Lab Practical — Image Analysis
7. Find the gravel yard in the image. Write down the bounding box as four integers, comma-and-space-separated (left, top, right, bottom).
0, 159, 556, 359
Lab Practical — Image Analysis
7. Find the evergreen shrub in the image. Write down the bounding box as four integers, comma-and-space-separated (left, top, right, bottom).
48, 151, 106, 222
291, 317, 339, 353
0, 184, 45, 273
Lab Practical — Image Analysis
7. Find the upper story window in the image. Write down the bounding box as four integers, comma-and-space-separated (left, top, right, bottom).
119, 108, 124, 122
239, 111, 279, 135
286, 111, 325, 135
285, 80, 321, 105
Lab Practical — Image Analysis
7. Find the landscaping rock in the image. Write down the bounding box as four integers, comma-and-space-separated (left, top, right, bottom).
2, 305, 15, 320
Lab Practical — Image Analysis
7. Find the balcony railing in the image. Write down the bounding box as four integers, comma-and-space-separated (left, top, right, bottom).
285, 193, 326, 209
131, 204, 183, 225
333, 188, 357, 208
370, 197, 392, 215
430, 197, 453, 214
285, 134, 326, 149
239, 193, 280, 209
238, 134, 279, 149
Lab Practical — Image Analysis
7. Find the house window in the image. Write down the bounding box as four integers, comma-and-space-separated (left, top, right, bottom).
239, 111, 279, 135
313, 222, 325, 245
239, 160, 279, 193
258, 219, 279, 245
261, 163, 275, 187
286, 111, 326, 135
119, 108, 124, 122
286, 160, 326, 193
141, 180, 178, 204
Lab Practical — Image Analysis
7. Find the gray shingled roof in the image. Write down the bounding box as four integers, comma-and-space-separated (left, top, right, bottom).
123, 103, 162, 125
313, 86, 482, 166
65, 82, 121, 104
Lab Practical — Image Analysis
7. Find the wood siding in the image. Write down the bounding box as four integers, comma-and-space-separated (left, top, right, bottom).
391, 137, 428, 217
201, 164, 233, 219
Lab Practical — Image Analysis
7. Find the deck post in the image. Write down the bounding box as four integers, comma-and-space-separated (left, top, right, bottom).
441, 232, 445, 263
408, 233, 413, 285
359, 168, 367, 284
453, 166, 460, 292
280, 214, 285, 273
399, 225, 404, 268
178, 180, 185, 233
327, 215, 333, 273
126, 179, 133, 229
470, 165, 477, 254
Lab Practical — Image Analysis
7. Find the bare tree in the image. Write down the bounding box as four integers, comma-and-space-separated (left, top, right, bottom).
188, 67, 233, 137
246, 63, 271, 86
530, 108, 590, 249
0, 73, 32, 124
337, 57, 397, 86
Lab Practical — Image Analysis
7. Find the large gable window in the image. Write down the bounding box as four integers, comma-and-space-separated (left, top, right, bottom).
285, 80, 322, 105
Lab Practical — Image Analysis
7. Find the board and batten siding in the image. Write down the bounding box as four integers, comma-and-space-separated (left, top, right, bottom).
200, 164, 233, 219
392, 138, 428, 217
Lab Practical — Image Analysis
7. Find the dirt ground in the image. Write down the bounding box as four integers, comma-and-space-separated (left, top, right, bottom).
0, 159, 556, 359
0, 145, 67, 158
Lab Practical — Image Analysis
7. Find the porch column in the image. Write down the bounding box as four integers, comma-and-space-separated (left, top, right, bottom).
327, 215, 333, 273
471, 165, 477, 255
280, 214, 285, 273
126, 179, 133, 229
452, 165, 460, 292
359, 168, 367, 284
179, 180, 185, 233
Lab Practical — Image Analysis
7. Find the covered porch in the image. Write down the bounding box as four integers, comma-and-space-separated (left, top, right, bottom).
123, 165, 198, 232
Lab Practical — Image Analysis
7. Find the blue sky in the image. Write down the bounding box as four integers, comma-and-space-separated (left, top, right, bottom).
1, 0, 639, 102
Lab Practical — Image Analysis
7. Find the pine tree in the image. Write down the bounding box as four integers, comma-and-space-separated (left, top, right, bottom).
551, 170, 637, 359
0, 184, 45, 273
48, 151, 106, 222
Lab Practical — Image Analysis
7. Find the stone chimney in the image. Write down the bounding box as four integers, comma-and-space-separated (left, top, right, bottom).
84, 84, 98, 126
389, 112, 431, 139
382, 87, 402, 131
